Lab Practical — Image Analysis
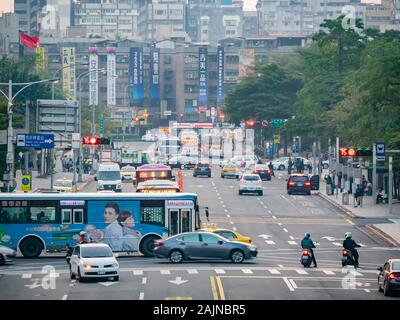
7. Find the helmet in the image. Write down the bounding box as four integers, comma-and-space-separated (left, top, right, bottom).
79, 231, 86, 236
345, 232, 352, 239
304, 232, 310, 238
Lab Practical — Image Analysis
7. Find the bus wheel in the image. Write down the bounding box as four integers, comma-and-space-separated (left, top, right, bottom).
19, 237, 43, 258
139, 235, 160, 257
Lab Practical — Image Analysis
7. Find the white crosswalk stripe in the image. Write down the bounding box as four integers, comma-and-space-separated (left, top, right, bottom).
133, 270, 143, 276
242, 269, 253, 274
187, 269, 198, 274
323, 270, 336, 275
215, 269, 225, 274
265, 240, 275, 245
296, 270, 308, 275
160, 270, 171, 275
288, 241, 297, 245
332, 242, 342, 246
22, 274, 32, 279
268, 269, 281, 274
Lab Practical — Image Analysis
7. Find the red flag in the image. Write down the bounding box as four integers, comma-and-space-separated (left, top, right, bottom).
19, 32, 40, 49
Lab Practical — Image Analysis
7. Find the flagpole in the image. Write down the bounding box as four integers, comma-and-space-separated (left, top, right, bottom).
18, 30, 24, 59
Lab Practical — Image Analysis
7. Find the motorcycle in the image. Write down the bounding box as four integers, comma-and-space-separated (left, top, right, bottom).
341, 249, 356, 267
65, 243, 74, 266
300, 249, 312, 267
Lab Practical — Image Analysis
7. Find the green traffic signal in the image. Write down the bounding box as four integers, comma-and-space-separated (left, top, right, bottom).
355, 147, 372, 157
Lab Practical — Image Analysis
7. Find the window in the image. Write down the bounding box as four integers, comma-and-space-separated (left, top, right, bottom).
181, 210, 191, 233
74, 209, 84, 224
185, 70, 197, 80
0, 201, 57, 224
392, 262, 400, 271
30, 207, 56, 224
216, 231, 236, 240
201, 233, 220, 244
62, 209, 72, 224
181, 233, 199, 242
73, 246, 80, 257
226, 56, 239, 64
290, 176, 308, 182
164, 55, 172, 64
184, 85, 197, 93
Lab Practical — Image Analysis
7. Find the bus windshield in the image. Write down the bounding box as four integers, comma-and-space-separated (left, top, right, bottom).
98, 171, 121, 180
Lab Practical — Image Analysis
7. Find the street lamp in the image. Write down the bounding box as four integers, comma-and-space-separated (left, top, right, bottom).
0, 78, 59, 191
51, 62, 89, 100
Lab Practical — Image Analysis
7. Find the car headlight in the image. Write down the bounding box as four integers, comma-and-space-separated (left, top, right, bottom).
112, 263, 119, 268
117, 183, 122, 188
98, 184, 103, 189
83, 264, 92, 269
248, 246, 257, 251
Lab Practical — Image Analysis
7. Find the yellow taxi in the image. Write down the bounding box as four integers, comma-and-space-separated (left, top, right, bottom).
221, 163, 239, 179
53, 178, 76, 192
199, 227, 252, 244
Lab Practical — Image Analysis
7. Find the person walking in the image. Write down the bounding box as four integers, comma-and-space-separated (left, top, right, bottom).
288, 157, 293, 175
268, 161, 275, 177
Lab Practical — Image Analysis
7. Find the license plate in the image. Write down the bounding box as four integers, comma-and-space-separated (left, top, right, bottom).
297, 183, 303, 186
98, 271, 105, 275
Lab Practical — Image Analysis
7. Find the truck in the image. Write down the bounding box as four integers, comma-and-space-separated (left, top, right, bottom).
110, 148, 151, 168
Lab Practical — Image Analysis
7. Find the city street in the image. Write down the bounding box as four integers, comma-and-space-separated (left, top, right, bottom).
1, 166, 399, 300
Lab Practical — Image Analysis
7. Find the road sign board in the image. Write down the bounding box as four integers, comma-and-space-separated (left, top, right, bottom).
164, 110, 172, 116
273, 134, 280, 144
21, 175, 31, 192
261, 120, 269, 128
16, 134, 55, 149
376, 142, 386, 161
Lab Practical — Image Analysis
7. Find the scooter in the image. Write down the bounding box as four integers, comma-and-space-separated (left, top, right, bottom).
341, 249, 356, 267
300, 249, 312, 267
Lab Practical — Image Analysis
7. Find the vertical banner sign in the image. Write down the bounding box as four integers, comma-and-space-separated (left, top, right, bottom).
61, 47, 76, 100
217, 45, 224, 106
129, 47, 144, 102
36, 47, 45, 74
150, 47, 160, 100
198, 46, 208, 110
239, 48, 255, 79
107, 47, 116, 107
89, 47, 99, 106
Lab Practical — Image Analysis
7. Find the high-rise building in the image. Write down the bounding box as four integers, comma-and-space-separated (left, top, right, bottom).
243, 11, 259, 37
14, 0, 47, 34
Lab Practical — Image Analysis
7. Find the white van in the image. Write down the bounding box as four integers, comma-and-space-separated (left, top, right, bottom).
96, 162, 122, 192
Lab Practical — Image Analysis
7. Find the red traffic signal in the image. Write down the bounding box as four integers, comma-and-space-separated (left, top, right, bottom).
82, 136, 100, 145
339, 148, 357, 157
246, 119, 255, 127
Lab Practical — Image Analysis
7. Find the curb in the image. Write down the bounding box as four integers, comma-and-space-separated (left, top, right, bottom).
316, 191, 358, 219
364, 224, 400, 247
77, 176, 94, 192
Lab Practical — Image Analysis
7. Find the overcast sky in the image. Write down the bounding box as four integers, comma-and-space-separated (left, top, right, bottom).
0, 0, 384, 16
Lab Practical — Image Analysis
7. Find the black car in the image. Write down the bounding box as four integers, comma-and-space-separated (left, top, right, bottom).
193, 163, 211, 177
287, 174, 311, 195
251, 164, 272, 181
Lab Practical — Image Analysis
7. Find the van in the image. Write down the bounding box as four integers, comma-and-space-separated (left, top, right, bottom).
96, 162, 122, 192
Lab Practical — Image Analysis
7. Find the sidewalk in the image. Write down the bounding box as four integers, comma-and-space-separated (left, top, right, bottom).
317, 178, 400, 247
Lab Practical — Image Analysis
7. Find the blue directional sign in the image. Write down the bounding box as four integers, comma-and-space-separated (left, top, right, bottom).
376, 142, 386, 161
16, 134, 55, 149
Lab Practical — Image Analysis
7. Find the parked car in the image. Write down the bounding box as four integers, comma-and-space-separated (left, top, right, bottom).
153, 231, 257, 263
239, 173, 263, 196
0, 244, 17, 265
287, 173, 311, 195
377, 259, 400, 296
193, 163, 212, 177
69, 243, 119, 282
199, 227, 252, 244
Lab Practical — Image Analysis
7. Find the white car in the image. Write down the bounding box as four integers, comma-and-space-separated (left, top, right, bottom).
70, 243, 119, 282
121, 165, 136, 182
272, 157, 311, 171
239, 174, 263, 196
0, 244, 17, 265
221, 155, 259, 167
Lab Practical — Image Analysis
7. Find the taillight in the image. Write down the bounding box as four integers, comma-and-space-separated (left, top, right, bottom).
267, 169, 271, 173
194, 165, 198, 169
252, 170, 257, 174
342, 250, 348, 255
304, 181, 311, 186
388, 273, 399, 280
288, 181, 295, 186
302, 249, 309, 256
154, 241, 164, 248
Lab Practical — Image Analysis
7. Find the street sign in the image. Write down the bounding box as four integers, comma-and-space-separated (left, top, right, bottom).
21, 175, 31, 192
376, 142, 386, 161
164, 110, 172, 116
72, 133, 80, 149
273, 134, 280, 144
261, 120, 269, 128
271, 119, 286, 128
16, 134, 55, 149
100, 115, 104, 134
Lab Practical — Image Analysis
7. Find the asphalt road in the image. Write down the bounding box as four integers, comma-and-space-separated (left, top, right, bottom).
1, 167, 399, 300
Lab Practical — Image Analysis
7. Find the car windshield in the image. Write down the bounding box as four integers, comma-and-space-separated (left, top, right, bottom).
392, 262, 400, 270
225, 164, 237, 169
291, 176, 308, 182
198, 164, 209, 168
54, 180, 72, 187
255, 165, 268, 170
98, 171, 121, 180
244, 175, 260, 181
121, 167, 134, 172
81, 246, 113, 258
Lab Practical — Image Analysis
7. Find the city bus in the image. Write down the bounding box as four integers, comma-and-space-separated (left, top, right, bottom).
136, 180, 181, 193
135, 164, 173, 185
0, 193, 201, 258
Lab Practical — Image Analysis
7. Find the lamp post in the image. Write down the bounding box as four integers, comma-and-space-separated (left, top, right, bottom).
0, 78, 58, 191
51, 62, 89, 100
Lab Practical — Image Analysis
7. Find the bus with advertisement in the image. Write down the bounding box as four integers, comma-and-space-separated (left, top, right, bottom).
0, 193, 201, 258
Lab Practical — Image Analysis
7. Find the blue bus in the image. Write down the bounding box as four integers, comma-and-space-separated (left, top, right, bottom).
0, 193, 200, 258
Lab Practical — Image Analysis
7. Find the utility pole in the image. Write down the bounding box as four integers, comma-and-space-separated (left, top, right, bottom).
372, 143, 377, 205
389, 155, 393, 214
313, 141, 317, 175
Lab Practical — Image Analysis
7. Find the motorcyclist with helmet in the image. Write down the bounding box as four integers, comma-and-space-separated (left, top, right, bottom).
343, 232, 361, 268
77, 231, 89, 244
301, 232, 317, 268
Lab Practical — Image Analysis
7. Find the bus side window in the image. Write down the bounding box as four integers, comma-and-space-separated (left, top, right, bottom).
73, 209, 84, 224
62, 209, 72, 224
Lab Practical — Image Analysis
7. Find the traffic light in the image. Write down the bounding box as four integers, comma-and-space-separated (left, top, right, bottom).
339, 147, 372, 157
82, 136, 100, 145
245, 119, 255, 128
355, 148, 372, 157
99, 137, 110, 145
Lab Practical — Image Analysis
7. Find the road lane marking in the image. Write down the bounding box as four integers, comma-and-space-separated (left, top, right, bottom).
283, 228, 288, 232
233, 227, 237, 231
332, 242, 341, 246
133, 270, 143, 276
139, 292, 144, 300
230, 221, 234, 224
242, 269, 253, 274
268, 269, 281, 274
264, 206, 268, 209
272, 216, 277, 219
257, 198, 260, 201
142, 277, 147, 284
364, 289, 370, 293
22, 273, 32, 279
61, 295, 68, 300
278, 265, 284, 268
215, 269, 225, 274
268, 210, 272, 213
210, 276, 219, 300
323, 270, 336, 275
227, 214, 231, 218
289, 279, 298, 289
296, 270, 308, 275
283, 277, 295, 291
260, 202, 264, 205
216, 276, 226, 300
289, 236, 295, 240
278, 223, 282, 226
265, 240, 275, 245
224, 209, 228, 213
218, 197, 222, 200
188, 269, 198, 274
165, 297, 193, 300
160, 270, 171, 275
346, 219, 355, 225
288, 241, 297, 245
222, 205, 226, 208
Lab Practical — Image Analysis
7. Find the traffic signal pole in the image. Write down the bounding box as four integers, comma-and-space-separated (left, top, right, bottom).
389, 156, 393, 214
373, 143, 377, 205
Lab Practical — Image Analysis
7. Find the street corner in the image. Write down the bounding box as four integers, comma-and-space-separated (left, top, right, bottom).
364, 224, 400, 248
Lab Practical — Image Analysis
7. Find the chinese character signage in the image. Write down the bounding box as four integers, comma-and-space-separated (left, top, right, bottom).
61, 47, 76, 100
107, 47, 116, 107
198, 46, 208, 109
150, 47, 160, 100
36, 47, 45, 75
129, 47, 144, 102
217, 46, 224, 106
89, 47, 98, 106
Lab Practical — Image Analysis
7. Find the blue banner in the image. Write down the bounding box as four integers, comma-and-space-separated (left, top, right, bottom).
129, 47, 144, 101
217, 46, 224, 105
150, 47, 160, 100
198, 46, 208, 108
